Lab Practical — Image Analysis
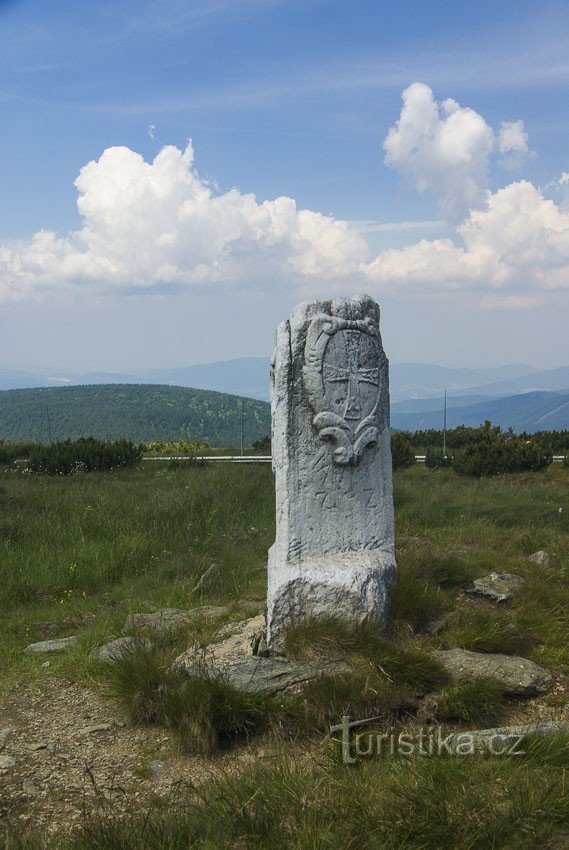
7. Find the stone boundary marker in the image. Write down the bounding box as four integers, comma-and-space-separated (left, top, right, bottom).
267, 294, 397, 651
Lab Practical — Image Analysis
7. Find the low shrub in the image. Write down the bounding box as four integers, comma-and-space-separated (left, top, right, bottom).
453, 423, 551, 477
391, 432, 416, 470
25, 437, 142, 475
425, 448, 454, 469
0, 440, 35, 464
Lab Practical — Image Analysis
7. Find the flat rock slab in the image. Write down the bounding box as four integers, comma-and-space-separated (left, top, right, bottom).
25, 636, 77, 654
125, 606, 230, 637
179, 655, 351, 696
466, 572, 524, 603
441, 721, 567, 755
434, 649, 554, 696
90, 636, 152, 663
0, 755, 16, 769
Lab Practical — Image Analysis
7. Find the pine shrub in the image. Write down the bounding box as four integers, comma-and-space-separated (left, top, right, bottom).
25, 437, 142, 475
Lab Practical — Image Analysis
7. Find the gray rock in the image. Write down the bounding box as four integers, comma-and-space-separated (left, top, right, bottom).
0, 755, 16, 769
466, 572, 523, 603
22, 779, 37, 794
124, 606, 229, 637
180, 655, 351, 696
267, 295, 397, 651
424, 611, 458, 636
528, 550, 550, 568
434, 649, 554, 696
0, 728, 15, 751
25, 636, 77, 653
76, 723, 113, 736
89, 636, 152, 662
174, 615, 267, 672
148, 759, 168, 781
440, 722, 567, 755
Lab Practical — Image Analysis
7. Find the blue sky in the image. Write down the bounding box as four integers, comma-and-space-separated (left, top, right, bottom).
1, 0, 568, 373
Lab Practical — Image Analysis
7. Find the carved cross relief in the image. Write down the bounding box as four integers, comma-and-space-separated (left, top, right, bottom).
303, 315, 383, 466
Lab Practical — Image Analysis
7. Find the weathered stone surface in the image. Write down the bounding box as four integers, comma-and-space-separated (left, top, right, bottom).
528, 550, 550, 568
25, 636, 77, 653
179, 655, 351, 696
267, 295, 396, 651
175, 615, 267, 673
434, 649, 554, 696
90, 636, 152, 663
466, 572, 523, 603
0, 755, 16, 769
124, 606, 229, 637
445, 721, 569, 755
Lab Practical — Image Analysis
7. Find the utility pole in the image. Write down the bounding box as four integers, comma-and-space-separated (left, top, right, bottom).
240, 398, 244, 457
442, 390, 447, 458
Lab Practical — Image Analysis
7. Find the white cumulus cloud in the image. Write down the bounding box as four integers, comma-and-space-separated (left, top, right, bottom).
383, 82, 495, 221
1, 89, 568, 312
364, 179, 569, 305
0, 142, 368, 303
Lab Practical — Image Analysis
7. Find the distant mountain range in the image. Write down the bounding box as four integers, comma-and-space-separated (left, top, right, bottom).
391, 391, 569, 433
1, 358, 569, 438
0, 359, 564, 403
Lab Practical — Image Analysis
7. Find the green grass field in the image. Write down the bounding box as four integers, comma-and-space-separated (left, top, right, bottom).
1, 462, 568, 848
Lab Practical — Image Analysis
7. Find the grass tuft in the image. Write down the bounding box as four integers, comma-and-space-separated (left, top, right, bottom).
435, 608, 537, 656
430, 677, 507, 726
103, 644, 281, 754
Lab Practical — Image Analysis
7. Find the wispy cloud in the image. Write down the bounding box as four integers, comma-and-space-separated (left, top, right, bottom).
349, 220, 446, 234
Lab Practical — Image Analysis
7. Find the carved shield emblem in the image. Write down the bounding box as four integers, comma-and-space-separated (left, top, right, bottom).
303, 315, 383, 465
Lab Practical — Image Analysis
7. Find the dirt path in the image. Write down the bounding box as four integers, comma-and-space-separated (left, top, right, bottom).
0, 677, 249, 837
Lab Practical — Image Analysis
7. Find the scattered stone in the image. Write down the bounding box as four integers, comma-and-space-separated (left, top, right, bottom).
89, 636, 152, 663
0, 728, 15, 751
179, 654, 350, 696
25, 636, 78, 653
124, 606, 229, 638
148, 760, 168, 781
434, 649, 554, 697
440, 722, 567, 755
32, 742, 49, 751
175, 615, 267, 672
465, 572, 524, 603
41, 661, 51, 668
424, 611, 458, 636
0, 754, 16, 769
528, 550, 550, 568
22, 779, 37, 794
76, 723, 113, 736
191, 563, 221, 594
267, 295, 397, 651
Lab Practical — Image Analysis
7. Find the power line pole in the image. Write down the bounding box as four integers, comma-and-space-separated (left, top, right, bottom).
442, 390, 447, 458
240, 398, 244, 457
46, 404, 53, 445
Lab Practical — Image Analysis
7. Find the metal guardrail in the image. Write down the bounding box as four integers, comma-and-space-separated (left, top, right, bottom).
144, 454, 568, 464
143, 455, 272, 463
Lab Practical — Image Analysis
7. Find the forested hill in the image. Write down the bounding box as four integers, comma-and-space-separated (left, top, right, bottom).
0, 384, 271, 447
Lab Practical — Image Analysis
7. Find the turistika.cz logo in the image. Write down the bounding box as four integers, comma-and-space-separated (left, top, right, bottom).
330, 716, 527, 764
